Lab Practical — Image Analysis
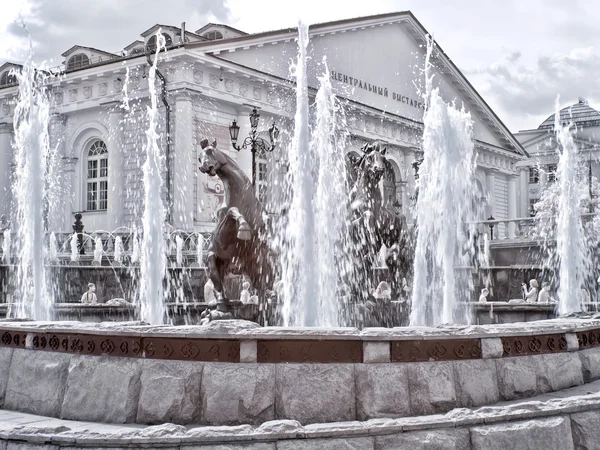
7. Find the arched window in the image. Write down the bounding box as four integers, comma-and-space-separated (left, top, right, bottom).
203, 30, 223, 41
146, 33, 173, 53
67, 54, 90, 71
0, 71, 17, 86
86, 140, 108, 211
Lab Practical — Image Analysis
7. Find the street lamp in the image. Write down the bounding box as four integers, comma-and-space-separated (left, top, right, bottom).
228, 108, 279, 187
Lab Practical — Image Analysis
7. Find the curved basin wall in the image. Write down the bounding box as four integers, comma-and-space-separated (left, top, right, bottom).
0, 319, 599, 426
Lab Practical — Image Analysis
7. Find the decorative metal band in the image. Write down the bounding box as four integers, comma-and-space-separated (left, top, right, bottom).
577, 329, 600, 349
501, 334, 566, 357
0, 331, 240, 363
391, 338, 481, 362
256, 339, 362, 363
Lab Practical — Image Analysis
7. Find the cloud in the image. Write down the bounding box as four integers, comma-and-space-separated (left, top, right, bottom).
1, 0, 232, 65
467, 46, 600, 131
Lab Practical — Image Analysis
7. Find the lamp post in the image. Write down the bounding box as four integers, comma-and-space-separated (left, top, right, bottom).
228, 108, 279, 188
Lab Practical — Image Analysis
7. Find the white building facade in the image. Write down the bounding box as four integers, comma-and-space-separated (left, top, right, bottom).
0, 12, 526, 236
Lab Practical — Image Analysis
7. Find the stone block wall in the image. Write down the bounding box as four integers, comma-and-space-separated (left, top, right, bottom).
0, 320, 599, 427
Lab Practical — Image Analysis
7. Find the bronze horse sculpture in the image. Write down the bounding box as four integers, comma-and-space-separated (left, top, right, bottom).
198, 138, 274, 308
346, 141, 413, 309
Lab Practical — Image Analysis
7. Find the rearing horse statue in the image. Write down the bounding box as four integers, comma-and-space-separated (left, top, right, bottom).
347, 141, 413, 304
198, 139, 274, 306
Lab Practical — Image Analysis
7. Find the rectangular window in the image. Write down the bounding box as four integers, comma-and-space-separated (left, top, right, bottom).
258, 184, 267, 204
87, 182, 97, 211
99, 158, 108, 178
548, 165, 557, 183
87, 160, 97, 179
258, 162, 267, 182
529, 167, 539, 184
98, 181, 108, 210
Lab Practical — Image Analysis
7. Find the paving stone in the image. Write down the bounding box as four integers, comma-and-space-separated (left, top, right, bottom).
276, 364, 355, 424
470, 416, 574, 450
541, 353, 583, 392
6, 444, 58, 450
454, 359, 500, 407
579, 348, 600, 383
277, 437, 374, 450
61, 355, 142, 423
375, 428, 470, 450
200, 363, 275, 426
136, 359, 203, 424
0, 348, 12, 408
355, 364, 410, 420
495, 356, 538, 400
408, 362, 457, 415
570, 410, 600, 450
4, 349, 70, 417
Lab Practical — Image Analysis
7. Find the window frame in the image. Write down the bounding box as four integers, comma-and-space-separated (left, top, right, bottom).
203, 30, 224, 40
146, 33, 173, 53
548, 164, 557, 183
67, 53, 90, 71
529, 167, 539, 184
85, 140, 108, 212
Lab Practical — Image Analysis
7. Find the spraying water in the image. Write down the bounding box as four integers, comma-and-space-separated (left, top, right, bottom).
313, 59, 350, 327
131, 229, 140, 264
279, 21, 318, 327
196, 234, 204, 267
2, 230, 11, 263
554, 98, 588, 314
410, 37, 478, 326
139, 31, 167, 324
10, 44, 52, 321
114, 236, 124, 265
175, 236, 183, 267
70, 233, 78, 263
93, 237, 103, 264
48, 232, 58, 263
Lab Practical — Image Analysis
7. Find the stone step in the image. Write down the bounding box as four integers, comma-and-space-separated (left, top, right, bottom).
1, 379, 600, 449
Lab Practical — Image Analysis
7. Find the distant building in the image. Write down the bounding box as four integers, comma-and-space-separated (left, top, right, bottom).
514, 98, 600, 217
0, 12, 526, 235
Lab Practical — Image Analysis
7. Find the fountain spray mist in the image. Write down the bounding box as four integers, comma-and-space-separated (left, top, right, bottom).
139, 31, 167, 324
280, 21, 318, 327
313, 59, 349, 327
10, 43, 52, 321
554, 97, 588, 314
410, 37, 478, 326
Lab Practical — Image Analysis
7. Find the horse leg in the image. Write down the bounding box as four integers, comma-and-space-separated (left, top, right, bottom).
226, 207, 251, 241
207, 252, 227, 301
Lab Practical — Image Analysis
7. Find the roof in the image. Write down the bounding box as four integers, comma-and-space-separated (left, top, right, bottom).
124, 40, 144, 51
186, 11, 526, 156
538, 98, 600, 130
195, 23, 248, 36
61, 45, 118, 58
0, 62, 22, 73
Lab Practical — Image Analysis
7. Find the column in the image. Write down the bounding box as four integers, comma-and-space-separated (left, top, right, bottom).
507, 175, 518, 238
485, 171, 496, 218
519, 168, 528, 217
0, 123, 13, 220
48, 113, 69, 232
403, 149, 415, 218
172, 94, 195, 230
106, 105, 125, 230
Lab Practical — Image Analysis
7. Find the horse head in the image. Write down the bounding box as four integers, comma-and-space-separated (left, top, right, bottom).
356, 141, 387, 183
199, 138, 227, 177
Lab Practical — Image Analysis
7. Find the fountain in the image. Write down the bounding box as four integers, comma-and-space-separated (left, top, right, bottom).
9, 43, 52, 321
139, 31, 168, 325
3, 20, 600, 450
410, 37, 479, 327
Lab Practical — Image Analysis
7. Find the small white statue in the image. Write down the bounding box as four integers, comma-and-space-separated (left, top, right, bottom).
240, 281, 251, 304
204, 279, 217, 305
373, 281, 392, 301
538, 282, 551, 303
81, 283, 98, 304
522, 279, 539, 303
479, 288, 489, 303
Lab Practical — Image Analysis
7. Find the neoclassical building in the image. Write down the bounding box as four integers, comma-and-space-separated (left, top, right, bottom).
514, 98, 600, 216
0, 11, 527, 235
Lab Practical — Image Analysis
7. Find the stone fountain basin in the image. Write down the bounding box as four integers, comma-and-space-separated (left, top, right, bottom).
0, 318, 599, 427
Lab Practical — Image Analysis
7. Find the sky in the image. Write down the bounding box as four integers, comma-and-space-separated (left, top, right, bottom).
1, 0, 599, 132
